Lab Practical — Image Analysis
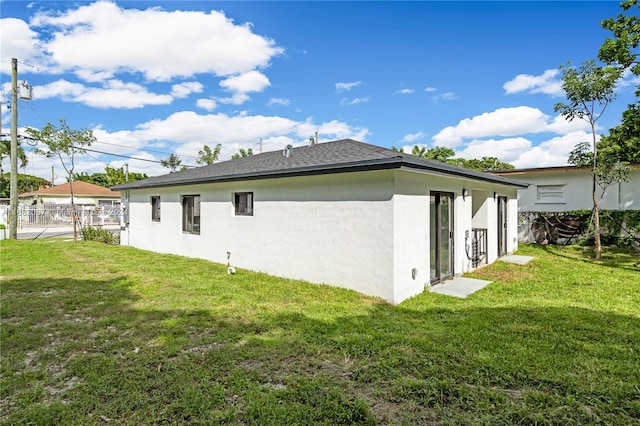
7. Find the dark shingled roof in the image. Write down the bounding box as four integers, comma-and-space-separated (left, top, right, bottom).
112, 139, 528, 191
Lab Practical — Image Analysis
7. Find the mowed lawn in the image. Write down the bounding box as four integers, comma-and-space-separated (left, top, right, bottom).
1, 239, 639, 425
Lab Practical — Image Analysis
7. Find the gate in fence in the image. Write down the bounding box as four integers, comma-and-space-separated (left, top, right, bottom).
0, 203, 122, 229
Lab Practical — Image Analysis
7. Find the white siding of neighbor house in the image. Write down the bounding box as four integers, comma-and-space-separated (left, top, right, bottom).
511, 168, 640, 212
121, 169, 519, 304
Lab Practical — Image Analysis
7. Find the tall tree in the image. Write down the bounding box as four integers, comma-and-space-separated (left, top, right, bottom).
161, 154, 183, 172
25, 119, 96, 242
196, 143, 222, 165
231, 148, 253, 159
554, 60, 622, 259
455, 157, 515, 171
0, 139, 29, 170
423, 146, 456, 163
599, 0, 639, 82
598, 0, 640, 165
0, 173, 49, 198
0, 139, 30, 196
73, 166, 149, 187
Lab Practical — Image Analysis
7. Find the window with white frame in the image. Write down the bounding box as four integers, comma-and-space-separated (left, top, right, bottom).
182, 195, 201, 234
536, 185, 565, 203
234, 192, 253, 216
151, 196, 161, 222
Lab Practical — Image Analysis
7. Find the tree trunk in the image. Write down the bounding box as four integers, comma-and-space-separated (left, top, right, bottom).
591, 122, 601, 260
70, 179, 77, 243
593, 174, 601, 260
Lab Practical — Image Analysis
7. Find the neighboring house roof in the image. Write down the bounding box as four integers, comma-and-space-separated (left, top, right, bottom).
20, 181, 121, 198
492, 163, 640, 176
113, 139, 528, 191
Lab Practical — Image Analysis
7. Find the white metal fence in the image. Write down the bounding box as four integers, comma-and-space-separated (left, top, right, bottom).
0, 204, 122, 229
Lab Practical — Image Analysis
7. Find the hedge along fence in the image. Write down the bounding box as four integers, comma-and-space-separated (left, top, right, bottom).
518, 210, 640, 249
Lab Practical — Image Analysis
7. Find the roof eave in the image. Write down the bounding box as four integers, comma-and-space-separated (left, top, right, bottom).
112, 156, 528, 191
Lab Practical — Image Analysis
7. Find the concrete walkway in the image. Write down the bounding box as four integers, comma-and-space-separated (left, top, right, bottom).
499, 255, 535, 265
429, 276, 493, 298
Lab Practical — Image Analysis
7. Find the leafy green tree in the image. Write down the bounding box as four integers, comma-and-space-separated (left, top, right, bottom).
196, 144, 222, 165
73, 166, 149, 187
598, 0, 640, 165
554, 60, 622, 259
0, 173, 49, 198
0, 139, 29, 170
25, 119, 96, 242
231, 148, 253, 159
455, 157, 515, 171
161, 153, 184, 172
424, 146, 456, 163
599, 0, 639, 83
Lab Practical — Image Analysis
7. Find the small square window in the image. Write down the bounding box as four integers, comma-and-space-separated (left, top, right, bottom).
182, 195, 201, 234
151, 196, 161, 222
536, 185, 565, 203
234, 192, 253, 216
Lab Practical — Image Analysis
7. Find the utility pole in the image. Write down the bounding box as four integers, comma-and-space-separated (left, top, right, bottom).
9, 58, 18, 239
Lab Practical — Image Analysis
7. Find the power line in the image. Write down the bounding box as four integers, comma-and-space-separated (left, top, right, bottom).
74, 146, 197, 168
91, 138, 200, 159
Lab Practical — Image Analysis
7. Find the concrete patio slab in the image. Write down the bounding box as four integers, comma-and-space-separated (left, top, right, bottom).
429, 276, 493, 298
499, 255, 534, 265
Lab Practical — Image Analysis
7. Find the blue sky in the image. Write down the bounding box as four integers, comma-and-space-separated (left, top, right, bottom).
1, 1, 637, 183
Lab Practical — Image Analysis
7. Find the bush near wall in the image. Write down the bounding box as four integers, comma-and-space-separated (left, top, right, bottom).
519, 210, 640, 249
81, 225, 120, 245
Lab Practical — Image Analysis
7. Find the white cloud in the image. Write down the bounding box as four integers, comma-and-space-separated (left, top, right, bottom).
432, 92, 458, 103
448, 130, 595, 169
171, 82, 204, 98
33, 79, 173, 108
268, 97, 290, 106
394, 88, 414, 95
401, 132, 425, 143
29, 1, 283, 81
88, 111, 369, 171
335, 81, 361, 92
340, 97, 369, 106
217, 70, 270, 104
510, 130, 595, 168
424, 87, 437, 92
196, 98, 217, 111
0, 18, 43, 74
503, 69, 563, 96
432, 106, 559, 147
455, 137, 532, 162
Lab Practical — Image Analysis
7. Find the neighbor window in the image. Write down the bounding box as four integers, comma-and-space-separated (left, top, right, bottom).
182, 195, 201, 234
234, 192, 253, 216
536, 185, 564, 203
151, 196, 161, 222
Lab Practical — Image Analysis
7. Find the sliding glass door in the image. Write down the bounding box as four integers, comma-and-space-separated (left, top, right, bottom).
430, 192, 454, 285
497, 196, 508, 257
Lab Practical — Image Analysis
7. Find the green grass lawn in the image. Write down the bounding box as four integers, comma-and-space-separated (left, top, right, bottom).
1, 240, 639, 425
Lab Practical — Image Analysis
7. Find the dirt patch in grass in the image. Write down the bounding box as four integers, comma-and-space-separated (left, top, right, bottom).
472, 264, 534, 284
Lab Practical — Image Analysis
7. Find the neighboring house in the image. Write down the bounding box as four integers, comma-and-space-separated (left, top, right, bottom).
113, 139, 527, 304
10, 181, 122, 229
492, 165, 640, 212
19, 181, 121, 207
493, 165, 640, 243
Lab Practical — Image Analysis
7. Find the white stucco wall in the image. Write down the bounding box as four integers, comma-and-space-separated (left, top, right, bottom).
508, 168, 640, 212
124, 171, 397, 301
122, 169, 520, 304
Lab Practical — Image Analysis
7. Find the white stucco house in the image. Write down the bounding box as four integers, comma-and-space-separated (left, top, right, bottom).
492, 165, 640, 244
492, 165, 640, 212
19, 181, 122, 207
113, 139, 527, 304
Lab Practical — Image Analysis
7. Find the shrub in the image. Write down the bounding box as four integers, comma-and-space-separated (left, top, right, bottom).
81, 225, 120, 245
